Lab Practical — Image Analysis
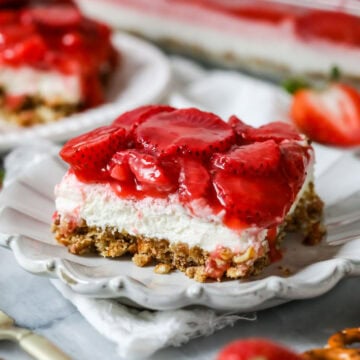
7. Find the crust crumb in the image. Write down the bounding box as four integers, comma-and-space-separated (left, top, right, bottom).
154, 263, 172, 274
132, 253, 152, 267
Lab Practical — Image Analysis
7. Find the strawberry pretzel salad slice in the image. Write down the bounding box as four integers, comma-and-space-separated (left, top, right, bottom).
53, 105, 324, 282
0, 0, 118, 127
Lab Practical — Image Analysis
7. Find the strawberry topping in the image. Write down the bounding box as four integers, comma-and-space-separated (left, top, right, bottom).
0, 0, 118, 109
60, 125, 126, 179
135, 108, 235, 158
178, 158, 210, 202
23, 4, 81, 28
280, 142, 309, 195
113, 105, 175, 137
127, 151, 173, 191
212, 140, 281, 176
218, 338, 302, 360
213, 171, 293, 228
291, 83, 360, 147
230, 116, 302, 144
108, 151, 133, 182
60, 105, 311, 229
295, 11, 360, 47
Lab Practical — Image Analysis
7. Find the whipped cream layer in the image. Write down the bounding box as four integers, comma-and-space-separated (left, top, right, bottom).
0, 66, 82, 104
78, 0, 360, 79
55, 162, 313, 253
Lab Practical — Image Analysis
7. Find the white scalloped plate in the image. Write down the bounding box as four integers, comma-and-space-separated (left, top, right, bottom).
0, 32, 171, 152
1, 147, 360, 312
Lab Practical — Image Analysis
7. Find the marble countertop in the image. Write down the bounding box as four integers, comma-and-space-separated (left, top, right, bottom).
1, 245, 360, 360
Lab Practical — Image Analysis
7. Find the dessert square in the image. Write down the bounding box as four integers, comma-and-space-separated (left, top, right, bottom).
78, 0, 360, 82
53, 105, 324, 282
0, 0, 118, 127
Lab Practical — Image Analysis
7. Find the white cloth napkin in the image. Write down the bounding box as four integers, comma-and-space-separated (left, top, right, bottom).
3, 57, 345, 359
52, 281, 254, 359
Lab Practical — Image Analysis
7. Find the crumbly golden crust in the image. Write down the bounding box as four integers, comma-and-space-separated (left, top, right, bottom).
52, 183, 324, 282
0, 64, 114, 127
0, 89, 81, 127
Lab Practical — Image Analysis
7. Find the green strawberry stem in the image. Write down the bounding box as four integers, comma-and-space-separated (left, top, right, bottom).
282, 78, 310, 95
0, 168, 4, 187
330, 65, 341, 82
283, 66, 342, 95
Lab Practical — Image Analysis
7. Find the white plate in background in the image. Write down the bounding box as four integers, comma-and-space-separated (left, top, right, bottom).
0, 32, 171, 152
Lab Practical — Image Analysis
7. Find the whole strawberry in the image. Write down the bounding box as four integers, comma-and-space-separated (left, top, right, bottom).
217, 338, 302, 360
290, 83, 360, 147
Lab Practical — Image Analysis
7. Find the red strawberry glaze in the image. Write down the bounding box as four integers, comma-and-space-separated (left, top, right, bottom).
295, 11, 360, 47
0, 0, 118, 108
60, 106, 312, 232
267, 226, 282, 262
175, 1, 360, 48
205, 252, 230, 280
175, 0, 295, 24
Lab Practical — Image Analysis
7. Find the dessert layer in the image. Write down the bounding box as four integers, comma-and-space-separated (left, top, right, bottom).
0, 0, 118, 125
56, 172, 267, 253
53, 181, 324, 282
79, 0, 360, 79
0, 66, 82, 104
52, 219, 270, 282
55, 160, 314, 254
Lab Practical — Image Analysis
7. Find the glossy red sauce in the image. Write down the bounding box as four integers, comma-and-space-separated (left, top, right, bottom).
0, 0, 118, 107
267, 226, 283, 262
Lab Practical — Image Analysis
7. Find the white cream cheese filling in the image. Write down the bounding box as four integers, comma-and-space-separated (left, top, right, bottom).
0, 66, 82, 104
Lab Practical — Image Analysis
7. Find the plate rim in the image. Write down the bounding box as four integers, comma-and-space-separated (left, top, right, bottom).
1, 232, 360, 311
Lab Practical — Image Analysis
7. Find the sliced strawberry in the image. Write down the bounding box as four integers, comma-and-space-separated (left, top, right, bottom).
60, 126, 126, 178
126, 151, 174, 192
61, 31, 84, 49
0, 11, 18, 25
113, 105, 175, 137
228, 116, 254, 144
212, 140, 281, 176
213, 171, 292, 227
218, 338, 301, 360
14, 35, 47, 64
135, 108, 235, 157
108, 151, 132, 182
280, 142, 310, 195
291, 83, 360, 146
296, 11, 360, 46
0, 24, 34, 47
24, 4, 82, 29
178, 158, 210, 202
249, 122, 302, 143
229, 116, 302, 144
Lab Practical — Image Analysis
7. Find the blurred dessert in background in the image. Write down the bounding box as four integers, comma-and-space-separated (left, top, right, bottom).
0, 0, 118, 127
76, 0, 360, 83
